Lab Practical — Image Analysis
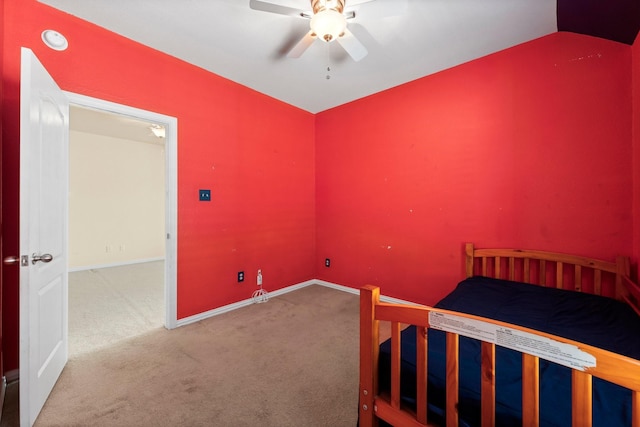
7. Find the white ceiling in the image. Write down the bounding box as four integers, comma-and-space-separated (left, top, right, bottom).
40, 0, 558, 113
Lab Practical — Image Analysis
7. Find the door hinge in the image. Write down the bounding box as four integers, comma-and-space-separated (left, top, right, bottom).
21, 255, 29, 267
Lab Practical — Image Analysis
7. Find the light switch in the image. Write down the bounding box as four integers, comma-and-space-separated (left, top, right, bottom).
199, 189, 211, 202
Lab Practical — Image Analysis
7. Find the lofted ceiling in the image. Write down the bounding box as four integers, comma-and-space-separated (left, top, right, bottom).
39, 0, 639, 114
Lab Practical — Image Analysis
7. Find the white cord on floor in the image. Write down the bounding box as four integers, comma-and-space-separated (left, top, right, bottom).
252, 269, 268, 303
252, 284, 269, 303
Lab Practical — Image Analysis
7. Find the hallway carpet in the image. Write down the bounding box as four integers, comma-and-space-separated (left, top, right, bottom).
69, 261, 164, 358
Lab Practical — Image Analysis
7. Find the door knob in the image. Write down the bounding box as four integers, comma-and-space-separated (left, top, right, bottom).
31, 253, 53, 264
4, 255, 28, 266
3, 256, 20, 265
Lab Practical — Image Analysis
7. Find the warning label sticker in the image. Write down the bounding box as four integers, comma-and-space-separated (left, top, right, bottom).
428, 311, 596, 371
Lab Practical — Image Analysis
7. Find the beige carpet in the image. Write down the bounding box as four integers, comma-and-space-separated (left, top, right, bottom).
69, 261, 165, 358
34, 284, 360, 426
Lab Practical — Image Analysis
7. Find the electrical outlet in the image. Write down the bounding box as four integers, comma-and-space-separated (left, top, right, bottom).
199, 189, 211, 202
238, 271, 244, 282
325, 258, 330, 267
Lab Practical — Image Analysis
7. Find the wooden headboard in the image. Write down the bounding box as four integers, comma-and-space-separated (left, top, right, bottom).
464, 242, 639, 316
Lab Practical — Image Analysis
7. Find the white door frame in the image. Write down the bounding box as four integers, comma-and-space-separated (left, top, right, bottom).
65, 92, 178, 329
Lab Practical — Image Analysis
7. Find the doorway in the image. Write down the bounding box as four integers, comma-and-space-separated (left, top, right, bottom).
67, 104, 170, 356
66, 92, 178, 332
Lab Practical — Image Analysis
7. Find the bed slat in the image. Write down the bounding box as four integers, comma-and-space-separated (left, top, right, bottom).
633, 390, 640, 427
445, 333, 459, 427
556, 262, 563, 289
416, 327, 428, 424
390, 322, 402, 410
575, 265, 582, 292
594, 269, 602, 295
522, 354, 540, 426
480, 342, 495, 427
572, 371, 593, 427
523, 258, 530, 283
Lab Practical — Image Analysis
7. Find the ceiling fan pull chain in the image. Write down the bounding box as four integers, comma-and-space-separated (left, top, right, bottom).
326, 43, 331, 80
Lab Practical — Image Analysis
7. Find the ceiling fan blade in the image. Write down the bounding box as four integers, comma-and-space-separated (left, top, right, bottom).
337, 28, 368, 61
353, 0, 407, 20
249, 0, 305, 18
287, 31, 316, 58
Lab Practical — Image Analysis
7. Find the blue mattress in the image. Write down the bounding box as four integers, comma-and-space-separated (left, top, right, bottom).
379, 276, 640, 427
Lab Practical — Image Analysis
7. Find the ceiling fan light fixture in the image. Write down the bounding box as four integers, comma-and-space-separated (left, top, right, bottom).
310, 9, 346, 42
150, 124, 166, 138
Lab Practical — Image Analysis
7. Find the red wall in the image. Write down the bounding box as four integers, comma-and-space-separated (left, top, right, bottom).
2, 1, 316, 372
316, 33, 633, 305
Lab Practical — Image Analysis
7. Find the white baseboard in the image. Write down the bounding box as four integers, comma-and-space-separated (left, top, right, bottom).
313, 279, 360, 296
175, 279, 421, 328
69, 257, 165, 272
4, 369, 18, 384
313, 279, 423, 305
176, 280, 316, 327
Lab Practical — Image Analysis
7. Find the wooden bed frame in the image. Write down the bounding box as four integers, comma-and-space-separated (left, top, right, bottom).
359, 243, 640, 427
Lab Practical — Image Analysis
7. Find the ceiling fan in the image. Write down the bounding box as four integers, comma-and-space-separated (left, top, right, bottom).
249, 0, 384, 62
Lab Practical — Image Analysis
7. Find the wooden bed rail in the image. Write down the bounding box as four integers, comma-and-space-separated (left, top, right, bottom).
359, 285, 640, 427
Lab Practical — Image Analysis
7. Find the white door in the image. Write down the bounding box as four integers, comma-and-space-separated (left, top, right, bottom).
19, 47, 69, 426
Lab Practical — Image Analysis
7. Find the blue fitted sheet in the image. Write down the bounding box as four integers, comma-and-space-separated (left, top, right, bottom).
378, 276, 640, 427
